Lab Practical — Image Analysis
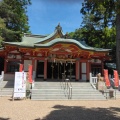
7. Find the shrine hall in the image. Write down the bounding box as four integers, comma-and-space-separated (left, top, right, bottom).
0, 24, 111, 81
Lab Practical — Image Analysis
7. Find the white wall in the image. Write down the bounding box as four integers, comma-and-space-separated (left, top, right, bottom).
81, 63, 86, 80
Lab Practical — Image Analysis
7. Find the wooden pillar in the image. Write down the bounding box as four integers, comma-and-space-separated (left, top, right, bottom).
79, 62, 81, 80
58, 62, 59, 79
32, 59, 35, 71
4, 52, 8, 73
86, 61, 90, 81
4, 59, 7, 73
32, 59, 35, 81
21, 55, 24, 64
44, 59, 47, 80
101, 60, 104, 76
76, 60, 79, 81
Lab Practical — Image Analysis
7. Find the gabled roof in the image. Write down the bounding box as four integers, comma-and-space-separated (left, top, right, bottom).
4, 24, 64, 47
3, 24, 111, 52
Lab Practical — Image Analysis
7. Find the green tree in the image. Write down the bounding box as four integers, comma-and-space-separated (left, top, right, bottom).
81, 1, 116, 47
81, 0, 120, 74
0, 18, 6, 46
80, 0, 120, 74
0, 0, 31, 43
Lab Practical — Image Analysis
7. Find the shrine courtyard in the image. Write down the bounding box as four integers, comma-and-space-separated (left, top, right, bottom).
0, 97, 120, 120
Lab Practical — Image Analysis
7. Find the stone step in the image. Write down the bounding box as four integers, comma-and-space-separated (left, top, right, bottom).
31, 82, 107, 100
72, 95, 105, 98
33, 86, 62, 89
0, 90, 13, 96
33, 87, 92, 89
71, 98, 106, 100
0, 80, 14, 96
31, 96, 106, 100
32, 92, 64, 94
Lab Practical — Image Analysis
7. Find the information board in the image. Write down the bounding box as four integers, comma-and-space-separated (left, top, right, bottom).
13, 72, 26, 99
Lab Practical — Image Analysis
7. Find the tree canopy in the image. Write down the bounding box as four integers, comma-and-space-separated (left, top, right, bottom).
0, 0, 31, 44
80, 0, 120, 74
68, 0, 120, 75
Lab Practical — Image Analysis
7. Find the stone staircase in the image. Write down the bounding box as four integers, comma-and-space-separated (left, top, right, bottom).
1, 80, 119, 100
31, 81, 106, 100
71, 82, 106, 100
0, 80, 14, 97
31, 82, 67, 100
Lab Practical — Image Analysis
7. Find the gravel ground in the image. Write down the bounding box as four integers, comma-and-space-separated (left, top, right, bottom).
0, 97, 120, 120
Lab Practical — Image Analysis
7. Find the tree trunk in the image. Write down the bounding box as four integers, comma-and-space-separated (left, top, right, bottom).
116, 13, 120, 74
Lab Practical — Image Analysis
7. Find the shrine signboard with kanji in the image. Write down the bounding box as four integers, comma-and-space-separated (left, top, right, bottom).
13, 72, 26, 100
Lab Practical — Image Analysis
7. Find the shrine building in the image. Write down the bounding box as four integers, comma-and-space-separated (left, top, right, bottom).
0, 24, 111, 81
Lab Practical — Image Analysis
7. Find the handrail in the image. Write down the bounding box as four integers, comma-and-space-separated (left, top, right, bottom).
89, 73, 97, 89
65, 78, 72, 99
91, 83, 96, 89
61, 73, 72, 99
61, 73, 66, 89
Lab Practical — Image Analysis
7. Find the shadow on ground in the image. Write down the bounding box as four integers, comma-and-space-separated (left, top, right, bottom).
0, 117, 10, 120
35, 105, 120, 120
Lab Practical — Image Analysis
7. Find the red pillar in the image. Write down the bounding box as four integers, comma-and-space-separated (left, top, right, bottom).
19, 64, 23, 72
86, 61, 90, 81
44, 59, 47, 80
76, 60, 79, 81
101, 60, 104, 76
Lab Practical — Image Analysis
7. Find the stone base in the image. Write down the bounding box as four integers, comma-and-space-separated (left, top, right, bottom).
96, 81, 106, 91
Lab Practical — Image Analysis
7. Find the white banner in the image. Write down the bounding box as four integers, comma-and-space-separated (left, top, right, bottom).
13, 72, 26, 98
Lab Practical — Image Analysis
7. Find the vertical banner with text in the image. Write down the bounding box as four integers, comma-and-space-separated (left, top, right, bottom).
104, 69, 110, 87
28, 65, 33, 83
114, 70, 119, 87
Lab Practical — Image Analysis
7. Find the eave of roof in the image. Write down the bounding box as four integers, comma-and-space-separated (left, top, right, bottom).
34, 38, 111, 52
4, 38, 111, 52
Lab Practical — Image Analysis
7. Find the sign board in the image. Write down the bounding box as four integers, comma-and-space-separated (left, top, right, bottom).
13, 72, 26, 99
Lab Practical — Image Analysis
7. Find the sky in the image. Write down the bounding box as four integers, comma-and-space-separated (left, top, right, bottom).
27, 0, 84, 35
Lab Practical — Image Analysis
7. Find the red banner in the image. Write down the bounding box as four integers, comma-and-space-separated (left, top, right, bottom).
28, 65, 33, 83
103, 69, 110, 87
19, 64, 23, 72
114, 70, 119, 87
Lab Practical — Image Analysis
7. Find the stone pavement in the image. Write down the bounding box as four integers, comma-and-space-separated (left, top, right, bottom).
0, 97, 120, 120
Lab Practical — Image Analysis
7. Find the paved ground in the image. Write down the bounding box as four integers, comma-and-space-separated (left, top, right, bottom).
0, 97, 120, 120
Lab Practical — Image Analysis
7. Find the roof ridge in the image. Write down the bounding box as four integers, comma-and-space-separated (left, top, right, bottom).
24, 33, 47, 38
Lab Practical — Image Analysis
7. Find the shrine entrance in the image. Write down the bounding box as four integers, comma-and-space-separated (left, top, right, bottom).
36, 60, 75, 80
47, 61, 75, 80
